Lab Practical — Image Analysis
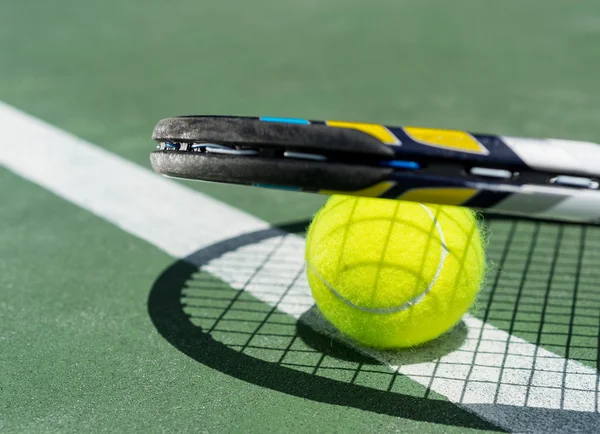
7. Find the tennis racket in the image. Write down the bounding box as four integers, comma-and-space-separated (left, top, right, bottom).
150, 115, 600, 224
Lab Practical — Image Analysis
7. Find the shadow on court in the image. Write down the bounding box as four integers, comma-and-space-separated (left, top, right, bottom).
146, 220, 504, 432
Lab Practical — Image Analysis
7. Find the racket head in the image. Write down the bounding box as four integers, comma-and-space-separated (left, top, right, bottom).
150, 115, 600, 224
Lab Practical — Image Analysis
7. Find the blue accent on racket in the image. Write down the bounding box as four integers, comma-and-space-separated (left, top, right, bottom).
381, 160, 420, 170
260, 117, 310, 125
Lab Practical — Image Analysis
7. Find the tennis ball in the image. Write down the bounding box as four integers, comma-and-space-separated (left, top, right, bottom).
305, 195, 486, 349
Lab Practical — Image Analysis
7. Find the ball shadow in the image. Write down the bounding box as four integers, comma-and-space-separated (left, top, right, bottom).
296, 306, 468, 365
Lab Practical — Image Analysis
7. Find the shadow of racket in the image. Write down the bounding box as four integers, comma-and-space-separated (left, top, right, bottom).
147, 221, 502, 431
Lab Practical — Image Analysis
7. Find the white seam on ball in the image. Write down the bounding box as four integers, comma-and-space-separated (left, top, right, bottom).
306, 203, 448, 314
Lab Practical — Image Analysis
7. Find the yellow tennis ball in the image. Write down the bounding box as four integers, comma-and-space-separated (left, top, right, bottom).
305, 195, 486, 349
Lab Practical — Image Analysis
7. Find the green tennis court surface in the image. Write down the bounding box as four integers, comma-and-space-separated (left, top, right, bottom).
2, 1, 600, 432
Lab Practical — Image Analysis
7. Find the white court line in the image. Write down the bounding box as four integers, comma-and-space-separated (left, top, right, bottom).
1, 102, 598, 428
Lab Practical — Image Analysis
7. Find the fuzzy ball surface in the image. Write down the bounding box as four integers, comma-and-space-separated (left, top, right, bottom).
305, 195, 486, 349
